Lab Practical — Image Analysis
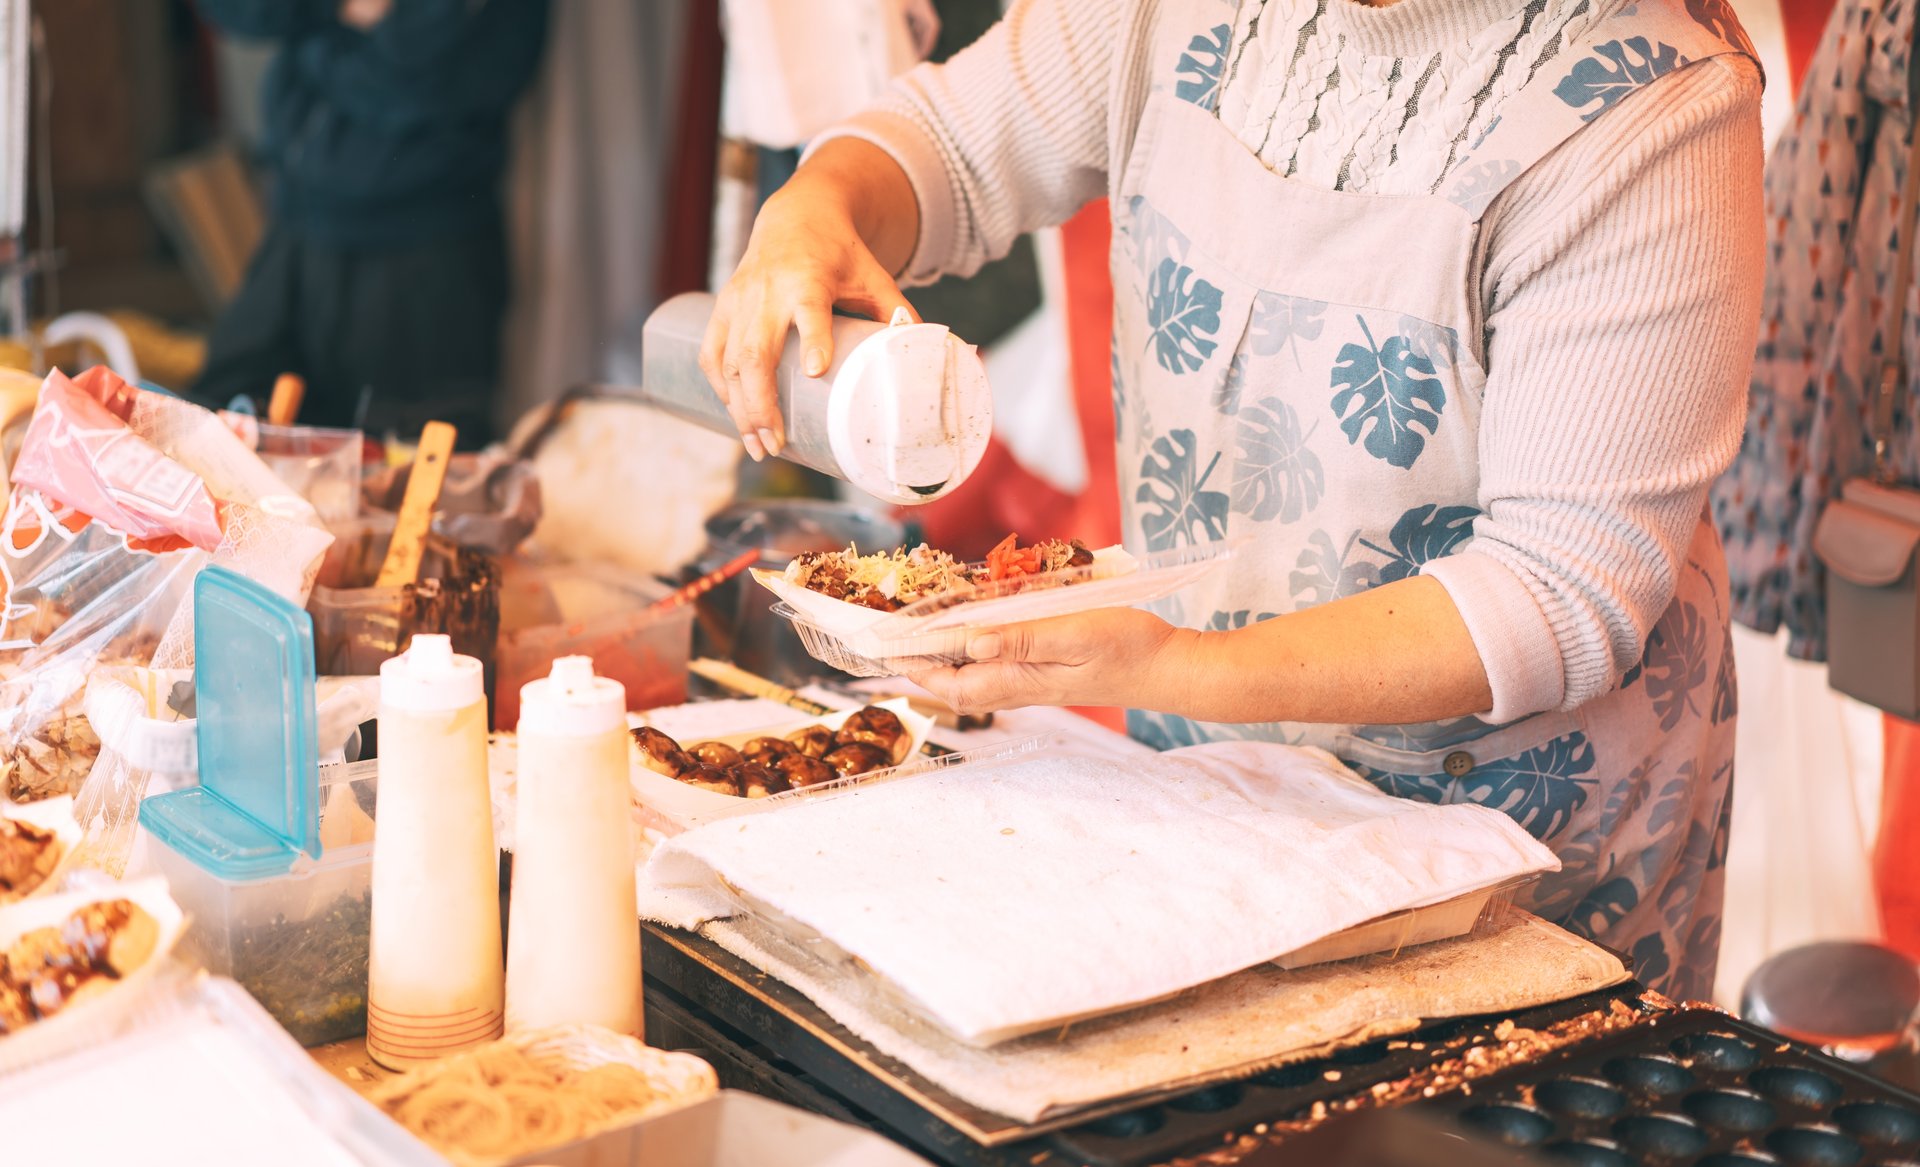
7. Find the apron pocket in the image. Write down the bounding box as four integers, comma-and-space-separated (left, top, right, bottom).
1335, 710, 1597, 845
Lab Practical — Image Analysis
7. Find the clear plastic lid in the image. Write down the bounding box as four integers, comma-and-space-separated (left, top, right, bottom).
138, 567, 320, 880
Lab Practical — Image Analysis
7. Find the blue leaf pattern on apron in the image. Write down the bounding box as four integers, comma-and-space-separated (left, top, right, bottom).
1230, 397, 1324, 521
1685, 0, 1755, 57
1629, 932, 1672, 987
1395, 316, 1461, 373
1710, 624, 1737, 724
1446, 159, 1524, 215
1457, 731, 1599, 839
1349, 763, 1451, 804
1360, 503, 1481, 583
1552, 38, 1691, 122
1147, 259, 1225, 373
1175, 23, 1232, 112
1645, 602, 1708, 731
1205, 609, 1279, 630
1136, 430, 1230, 549
1250, 292, 1329, 369
1109, 0, 1751, 999
1328, 317, 1447, 469
1289, 530, 1381, 605
1567, 872, 1641, 938
1215, 354, 1250, 414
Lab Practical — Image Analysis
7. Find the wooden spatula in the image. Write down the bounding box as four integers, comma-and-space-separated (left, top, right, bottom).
374, 421, 456, 588
267, 373, 305, 426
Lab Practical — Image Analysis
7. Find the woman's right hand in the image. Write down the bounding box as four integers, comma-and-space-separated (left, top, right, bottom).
699, 139, 921, 462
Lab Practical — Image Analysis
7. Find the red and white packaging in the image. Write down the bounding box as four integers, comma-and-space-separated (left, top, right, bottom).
0, 368, 333, 868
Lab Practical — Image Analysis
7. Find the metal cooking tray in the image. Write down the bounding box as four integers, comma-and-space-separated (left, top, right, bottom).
1414, 1008, 1920, 1167
641, 923, 1654, 1167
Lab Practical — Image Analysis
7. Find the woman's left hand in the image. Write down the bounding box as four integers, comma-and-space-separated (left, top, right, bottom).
907, 608, 1195, 715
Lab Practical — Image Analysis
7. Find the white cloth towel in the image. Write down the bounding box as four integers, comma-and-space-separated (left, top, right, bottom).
645, 741, 1559, 1046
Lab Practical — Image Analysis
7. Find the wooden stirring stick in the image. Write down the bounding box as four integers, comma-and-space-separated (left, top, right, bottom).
374, 421, 456, 588
648, 549, 760, 614
267, 373, 305, 426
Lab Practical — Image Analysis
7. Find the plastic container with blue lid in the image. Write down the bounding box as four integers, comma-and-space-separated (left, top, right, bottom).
139, 566, 379, 1047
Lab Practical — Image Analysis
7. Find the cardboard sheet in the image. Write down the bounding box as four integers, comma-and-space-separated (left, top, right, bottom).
691, 909, 1626, 1124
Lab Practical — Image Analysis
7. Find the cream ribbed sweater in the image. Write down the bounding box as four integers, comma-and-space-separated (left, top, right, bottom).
822, 0, 1765, 718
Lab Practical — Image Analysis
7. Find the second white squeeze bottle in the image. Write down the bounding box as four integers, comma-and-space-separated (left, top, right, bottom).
505, 656, 641, 1037
367, 635, 503, 1069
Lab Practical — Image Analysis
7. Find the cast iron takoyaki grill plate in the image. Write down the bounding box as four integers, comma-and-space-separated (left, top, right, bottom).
1414, 1009, 1920, 1166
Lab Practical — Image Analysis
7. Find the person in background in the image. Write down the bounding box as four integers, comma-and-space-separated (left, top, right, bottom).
191, 0, 550, 447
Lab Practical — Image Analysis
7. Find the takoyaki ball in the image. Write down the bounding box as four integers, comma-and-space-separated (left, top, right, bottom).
632, 728, 693, 777
689, 740, 743, 769
823, 742, 892, 776
679, 764, 741, 796
834, 707, 910, 763
785, 725, 836, 758
735, 763, 791, 799
775, 754, 838, 789
741, 736, 796, 767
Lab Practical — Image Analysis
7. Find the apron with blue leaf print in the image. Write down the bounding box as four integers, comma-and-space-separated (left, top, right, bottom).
1109, 0, 1753, 1000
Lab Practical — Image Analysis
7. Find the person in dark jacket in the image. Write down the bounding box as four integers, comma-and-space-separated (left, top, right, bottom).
193, 0, 549, 446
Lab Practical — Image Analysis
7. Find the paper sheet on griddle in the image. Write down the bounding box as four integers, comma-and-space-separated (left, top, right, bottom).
645, 741, 1560, 1047
699, 909, 1627, 1124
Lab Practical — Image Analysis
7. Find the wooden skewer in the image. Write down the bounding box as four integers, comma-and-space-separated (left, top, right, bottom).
373, 421, 456, 589
267, 373, 305, 426
649, 549, 759, 614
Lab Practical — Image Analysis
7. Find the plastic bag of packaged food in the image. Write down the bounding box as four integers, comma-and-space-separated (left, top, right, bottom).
0, 368, 333, 870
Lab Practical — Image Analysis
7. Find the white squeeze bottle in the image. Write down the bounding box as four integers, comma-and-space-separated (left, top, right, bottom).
367, 635, 503, 1069
506, 656, 641, 1036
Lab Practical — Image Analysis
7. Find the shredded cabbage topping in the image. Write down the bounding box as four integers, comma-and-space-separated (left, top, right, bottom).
784, 537, 1092, 612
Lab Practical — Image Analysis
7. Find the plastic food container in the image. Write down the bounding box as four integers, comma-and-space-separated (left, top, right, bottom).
150, 762, 377, 1047
139, 568, 377, 1047
760, 541, 1240, 678
309, 514, 500, 698
493, 561, 693, 730
626, 698, 936, 835
0, 877, 188, 1075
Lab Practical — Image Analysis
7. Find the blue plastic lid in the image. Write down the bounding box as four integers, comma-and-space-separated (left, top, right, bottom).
138, 566, 321, 880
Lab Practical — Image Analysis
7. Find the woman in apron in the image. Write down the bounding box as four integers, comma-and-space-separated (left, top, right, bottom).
702, 0, 1764, 1000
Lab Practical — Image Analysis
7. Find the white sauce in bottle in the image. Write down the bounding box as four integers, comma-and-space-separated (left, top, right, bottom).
367, 635, 503, 1069
505, 656, 640, 1036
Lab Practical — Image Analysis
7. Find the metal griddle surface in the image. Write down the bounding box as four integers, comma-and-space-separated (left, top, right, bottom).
640, 923, 1652, 1167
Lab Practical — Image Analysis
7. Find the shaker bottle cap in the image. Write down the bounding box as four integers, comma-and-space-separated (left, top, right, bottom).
380, 634, 486, 712
518, 655, 626, 738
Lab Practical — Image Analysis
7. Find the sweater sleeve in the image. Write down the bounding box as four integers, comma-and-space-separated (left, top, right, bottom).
1420, 54, 1766, 722
811, 0, 1133, 285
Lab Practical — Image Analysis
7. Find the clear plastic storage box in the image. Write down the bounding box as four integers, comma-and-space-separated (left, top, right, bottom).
140, 568, 377, 1047
149, 762, 377, 1047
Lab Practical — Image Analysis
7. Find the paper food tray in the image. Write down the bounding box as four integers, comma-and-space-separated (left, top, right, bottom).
629, 700, 1047, 835
0, 877, 189, 1074
756, 541, 1239, 677
0, 795, 82, 905
1269, 874, 1539, 969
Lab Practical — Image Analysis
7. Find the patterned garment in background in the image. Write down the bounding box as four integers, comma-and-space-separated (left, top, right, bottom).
1712, 0, 1912, 661
1114, 0, 1751, 999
